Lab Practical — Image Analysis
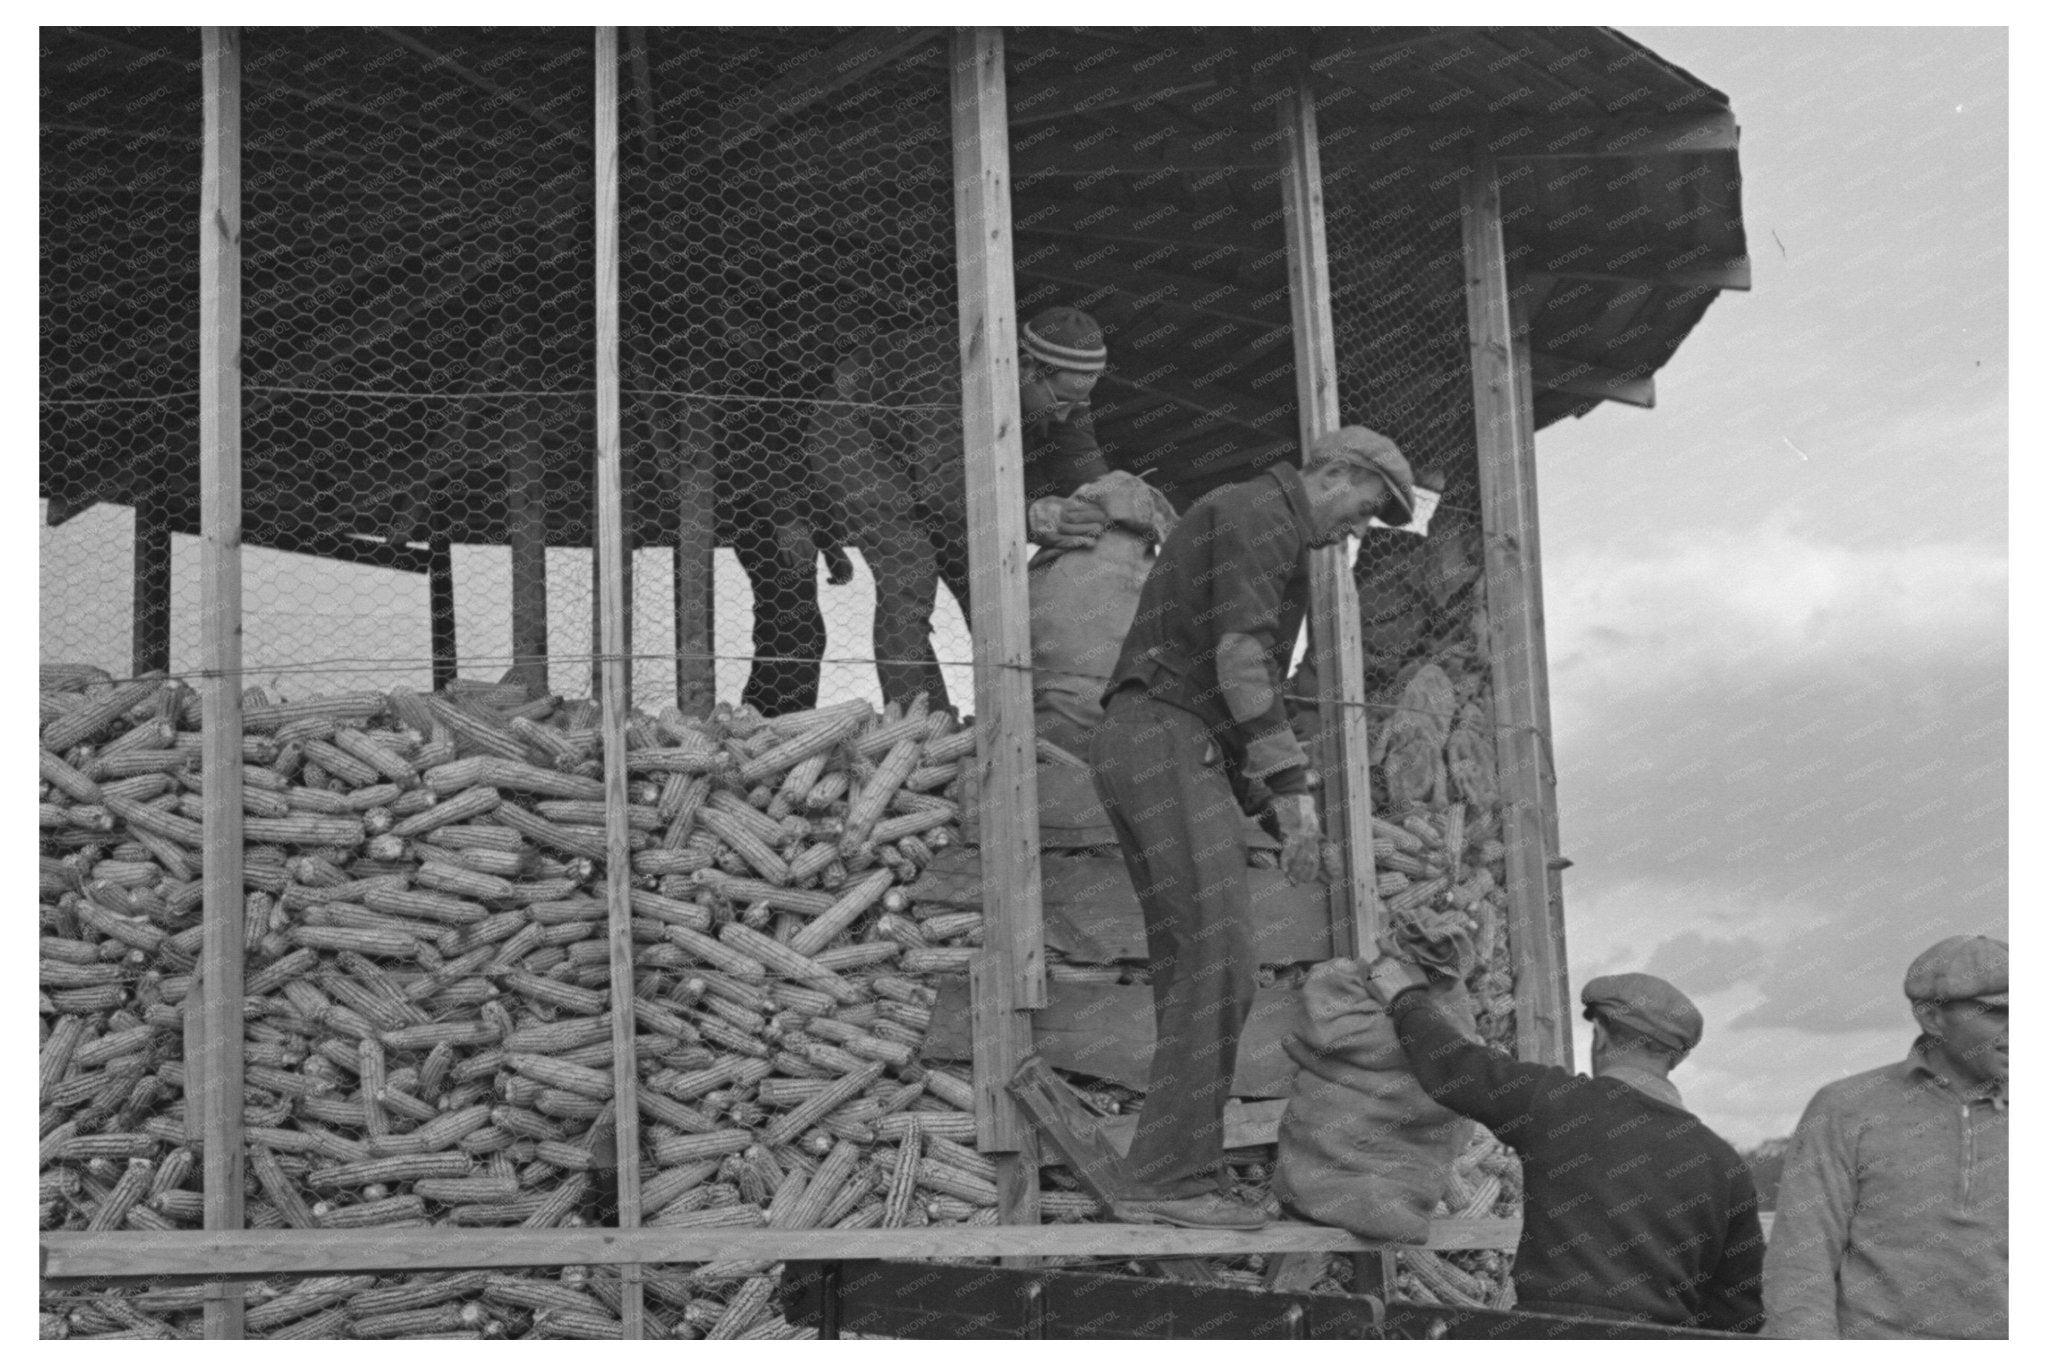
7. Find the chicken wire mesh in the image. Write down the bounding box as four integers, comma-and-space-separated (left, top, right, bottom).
1322, 164, 1519, 1051
40, 28, 204, 679
618, 30, 966, 720
42, 27, 1547, 1333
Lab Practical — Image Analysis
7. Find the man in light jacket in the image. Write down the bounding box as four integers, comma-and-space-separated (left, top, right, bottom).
1763, 934, 2008, 1338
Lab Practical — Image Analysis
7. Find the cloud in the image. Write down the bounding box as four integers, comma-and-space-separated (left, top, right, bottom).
1546, 523, 2006, 740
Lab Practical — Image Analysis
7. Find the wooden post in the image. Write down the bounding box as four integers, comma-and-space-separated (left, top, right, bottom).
1512, 287, 1571, 1066
951, 24, 1042, 1236
1461, 155, 1570, 1067
429, 535, 456, 691
197, 24, 247, 1340
591, 27, 646, 1338
131, 489, 173, 676
665, 398, 717, 716
506, 397, 550, 699
1279, 75, 1383, 958
590, 482, 633, 704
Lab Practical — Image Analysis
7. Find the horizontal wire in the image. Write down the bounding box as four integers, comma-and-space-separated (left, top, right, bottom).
58, 651, 1550, 745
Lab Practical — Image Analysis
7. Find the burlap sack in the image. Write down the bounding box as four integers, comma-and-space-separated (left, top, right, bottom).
1273, 957, 1478, 1244
1028, 472, 1176, 751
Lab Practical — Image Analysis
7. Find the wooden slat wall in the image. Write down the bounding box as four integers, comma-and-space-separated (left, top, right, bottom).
196, 24, 247, 1341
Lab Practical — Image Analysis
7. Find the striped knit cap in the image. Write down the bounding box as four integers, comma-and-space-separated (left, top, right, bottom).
1020, 306, 1107, 374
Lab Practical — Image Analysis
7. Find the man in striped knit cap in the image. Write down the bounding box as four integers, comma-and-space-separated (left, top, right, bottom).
802, 306, 1117, 712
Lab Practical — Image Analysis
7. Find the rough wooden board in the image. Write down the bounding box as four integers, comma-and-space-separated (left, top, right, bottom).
913, 850, 1332, 966
1009, 1054, 1133, 1203
923, 980, 1302, 1097
43, 1219, 1526, 1281
1099, 1099, 1287, 1154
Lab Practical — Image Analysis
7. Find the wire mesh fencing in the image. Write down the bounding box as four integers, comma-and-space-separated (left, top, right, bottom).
40, 27, 1550, 1336
1323, 163, 1517, 1050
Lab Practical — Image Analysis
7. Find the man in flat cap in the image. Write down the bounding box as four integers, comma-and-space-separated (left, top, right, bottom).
801, 306, 1120, 712
1097, 427, 1416, 1230
1364, 958, 1764, 1331
1764, 934, 2008, 1339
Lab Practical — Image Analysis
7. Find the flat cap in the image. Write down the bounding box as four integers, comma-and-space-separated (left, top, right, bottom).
1307, 426, 1417, 526
1904, 935, 2007, 1006
1580, 972, 1704, 1053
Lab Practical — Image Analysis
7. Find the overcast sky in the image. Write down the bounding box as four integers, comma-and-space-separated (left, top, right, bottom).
35, 27, 2007, 1149
1533, 26, 2007, 1143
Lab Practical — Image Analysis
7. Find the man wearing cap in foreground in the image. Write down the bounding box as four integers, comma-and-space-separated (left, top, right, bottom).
1763, 935, 2008, 1338
1095, 427, 1417, 1230
801, 307, 1119, 712
1362, 959, 1765, 1330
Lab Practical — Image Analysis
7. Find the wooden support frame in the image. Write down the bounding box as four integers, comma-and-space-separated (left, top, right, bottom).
1462, 155, 1571, 1068
504, 397, 550, 699
196, 25, 247, 1340
951, 25, 1044, 1238
428, 535, 456, 690
1529, 351, 1656, 409
1280, 75, 1383, 960
665, 397, 717, 717
591, 27, 647, 1338
131, 489, 172, 676
43, 1219, 1521, 1283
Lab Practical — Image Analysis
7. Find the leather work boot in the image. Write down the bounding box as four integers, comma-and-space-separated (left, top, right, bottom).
1111, 1192, 1271, 1230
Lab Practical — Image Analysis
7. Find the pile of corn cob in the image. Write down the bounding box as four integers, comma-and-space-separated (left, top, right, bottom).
39, 661, 1521, 1337
1368, 800, 1518, 1052
36, 665, 1059, 1339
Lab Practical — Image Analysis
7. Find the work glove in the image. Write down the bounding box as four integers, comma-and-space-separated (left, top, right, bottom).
1261, 791, 1330, 888
1027, 494, 1110, 549
1363, 953, 1431, 1011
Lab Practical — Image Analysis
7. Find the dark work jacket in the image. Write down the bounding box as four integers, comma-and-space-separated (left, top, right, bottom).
1390, 990, 1766, 1333
1101, 464, 1313, 788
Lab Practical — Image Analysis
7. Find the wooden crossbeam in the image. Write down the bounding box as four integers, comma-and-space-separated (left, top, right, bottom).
1528, 351, 1656, 408
1529, 261, 1750, 293
1012, 110, 1739, 177
42, 1220, 1525, 1283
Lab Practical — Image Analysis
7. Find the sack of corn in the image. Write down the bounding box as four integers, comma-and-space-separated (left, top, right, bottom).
1271, 950, 1480, 1244
1027, 471, 1177, 755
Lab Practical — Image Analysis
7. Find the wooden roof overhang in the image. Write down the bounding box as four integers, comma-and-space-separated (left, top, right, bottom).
39, 25, 1745, 551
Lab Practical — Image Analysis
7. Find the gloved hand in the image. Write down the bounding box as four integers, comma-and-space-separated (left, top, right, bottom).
1262, 791, 1330, 887
1364, 953, 1430, 1011
1027, 494, 1110, 549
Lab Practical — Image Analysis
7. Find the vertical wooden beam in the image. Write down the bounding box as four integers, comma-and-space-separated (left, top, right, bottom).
593, 27, 646, 1338
132, 490, 173, 676
429, 535, 456, 691
1279, 75, 1382, 959
1462, 156, 1570, 1068
666, 401, 717, 716
506, 397, 550, 699
1511, 285, 1570, 1069
590, 479, 633, 704
951, 24, 1042, 1236
197, 24, 246, 1341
